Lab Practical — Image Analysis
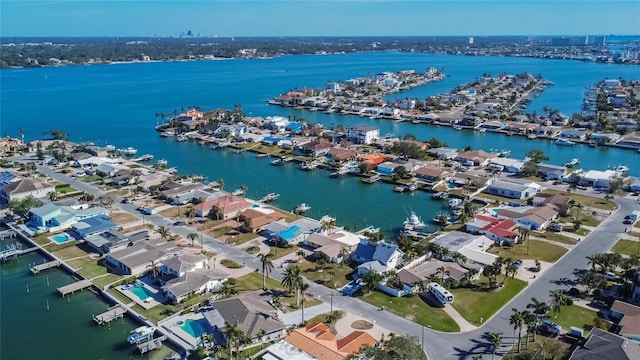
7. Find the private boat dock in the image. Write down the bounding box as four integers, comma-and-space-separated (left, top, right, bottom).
30, 260, 61, 274
0, 243, 38, 261
58, 279, 93, 296
137, 336, 167, 354
0, 229, 17, 240
93, 304, 128, 325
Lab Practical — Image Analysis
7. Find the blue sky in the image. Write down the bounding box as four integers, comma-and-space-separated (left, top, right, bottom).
2, 1, 639, 37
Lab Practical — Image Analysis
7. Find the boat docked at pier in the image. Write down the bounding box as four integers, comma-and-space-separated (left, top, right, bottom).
362, 174, 381, 184
301, 160, 321, 170
176, 134, 188, 142
127, 326, 156, 344
121, 147, 138, 156
564, 158, 580, 168
133, 154, 154, 162
231, 188, 245, 196
432, 191, 449, 200
553, 138, 575, 146
259, 192, 280, 202
156, 159, 167, 166
293, 203, 311, 214
403, 211, 426, 230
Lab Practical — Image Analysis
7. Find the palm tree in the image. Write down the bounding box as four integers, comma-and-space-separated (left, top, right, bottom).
258, 253, 274, 290
526, 297, 549, 318
224, 321, 245, 360
548, 290, 570, 317
281, 265, 303, 306
240, 184, 248, 198
296, 250, 306, 262
517, 227, 531, 253
147, 259, 161, 278
509, 308, 524, 353
257, 328, 268, 349
451, 251, 467, 265
185, 207, 196, 224
48, 191, 59, 201
488, 332, 502, 360
187, 232, 198, 247
586, 254, 601, 271
436, 266, 450, 285
217, 178, 225, 191
157, 225, 171, 240
361, 269, 382, 294
523, 310, 537, 346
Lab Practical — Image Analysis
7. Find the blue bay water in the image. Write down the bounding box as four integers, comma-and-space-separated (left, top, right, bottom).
1, 52, 639, 357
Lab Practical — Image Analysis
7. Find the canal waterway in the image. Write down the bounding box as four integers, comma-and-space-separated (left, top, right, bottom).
1, 52, 639, 357
0, 239, 174, 359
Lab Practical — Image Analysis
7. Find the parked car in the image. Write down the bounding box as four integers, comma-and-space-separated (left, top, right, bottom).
173, 221, 185, 226
539, 320, 561, 337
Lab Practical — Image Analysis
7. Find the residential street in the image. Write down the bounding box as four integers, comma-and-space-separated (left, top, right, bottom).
34, 164, 640, 359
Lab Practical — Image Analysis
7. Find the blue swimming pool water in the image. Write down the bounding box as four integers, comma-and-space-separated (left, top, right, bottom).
51, 234, 71, 244
181, 319, 208, 338
129, 284, 155, 301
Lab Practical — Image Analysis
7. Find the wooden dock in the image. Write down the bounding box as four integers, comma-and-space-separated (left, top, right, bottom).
0, 244, 38, 261
0, 229, 16, 239
58, 279, 93, 296
93, 304, 128, 325
137, 336, 167, 354
30, 260, 61, 274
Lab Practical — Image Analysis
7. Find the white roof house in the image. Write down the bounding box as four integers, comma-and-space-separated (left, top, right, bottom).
432, 231, 498, 269
579, 169, 618, 188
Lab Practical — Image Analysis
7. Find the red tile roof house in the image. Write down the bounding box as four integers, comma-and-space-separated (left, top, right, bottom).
465, 214, 519, 246
293, 139, 336, 157
238, 208, 285, 233
193, 194, 252, 219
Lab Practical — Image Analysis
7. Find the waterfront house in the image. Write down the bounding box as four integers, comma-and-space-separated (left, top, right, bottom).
327, 148, 358, 163
568, 328, 640, 360
616, 119, 639, 133
29, 203, 108, 232
615, 134, 640, 150
346, 125, 379, 145
454, 150, 498, 166
559, 128, 588, 141
436, 113, 461, 125
193, 193, 252, 219
427, 147, 459, 160
465, 214, 519, 246
432, 231, 498, 270
0, 177, 55, 204
589, 133, 621, 145
261, 136, 288, 146
505, 122, 536, 134
215, 124, 247, 138
488, 158, 524, 173
578, 169, 619, 189
484, 180, 541, 200
293, 139, 336, 157
161, 253, 209, 277
261, 322, 378, 360
496, 205, 558, 230
264, 116, 291, 133
158, 181, 207, 204
352, 240, 403, 275
478, 120, 505, 132
412, 165, 451, 184
70, 214, 118, 238
550, 113, 570, 126
304, 233, 351, 263
263, 218, 321, 245
535, 163, 568, 180
111, 169, 134, 186
204, 292, 286, 344
84, 230, 148, 254
137, 173, 169, 192
412, 260, 472, 283
238, 208, 285, 233
95, 163, 118, 177
86, 146, 108, 157
374, 161, 403, 176
105, 238, 183, 276
449, 172, 491, 188
531, 126, 559, 137
163, 268, 228, 304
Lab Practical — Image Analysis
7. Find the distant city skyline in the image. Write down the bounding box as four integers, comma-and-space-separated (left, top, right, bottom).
1, 1, 639, 38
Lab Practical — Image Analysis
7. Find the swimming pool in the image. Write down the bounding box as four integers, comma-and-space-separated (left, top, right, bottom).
51, 234, 71, 244
129, 283, 155, 301
181, 319, 208, 338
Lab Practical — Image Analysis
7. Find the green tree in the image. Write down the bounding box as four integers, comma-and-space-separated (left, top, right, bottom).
157, 225, 171, 240
384, 335, 425, 360
147, 259, 161, 278
281, 264, 303, 306
361, 269, 383, 294
187, 232, 198, 247
258, 253, 275, 291
509, 308, 525, 353
548, 290, 571, 316
488, 332, 503, 360
525, 149, 548, 163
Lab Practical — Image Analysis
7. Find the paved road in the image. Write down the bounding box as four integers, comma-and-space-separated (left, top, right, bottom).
34, 163, 640, 359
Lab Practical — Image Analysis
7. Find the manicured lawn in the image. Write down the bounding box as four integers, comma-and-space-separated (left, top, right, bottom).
450, 278, 528, 325
361, 291, 459, 332
234, 232, 259, 245
565, 228, 590, 236
157, 204, 192, 219
80, 175, 102, 182
51, 245, 90, 260
548, 304, 599, 332
92, 274, 124, 289
558, 214, 600, 227
234, 272, 282, 293
540, 190, 617, 210
75, 259, 111, 279
531, 231, 577, 245
308, 310, 345, 325
268, 244, 300, 259
611, 239, 640, 256
107, 288, 135, 304
132, 303, 177, 325
488, 240, 568, 263
477, 193, 526, 205
66, 256, 97, 270
54, 184, 76, 193
298, 259, 355, 289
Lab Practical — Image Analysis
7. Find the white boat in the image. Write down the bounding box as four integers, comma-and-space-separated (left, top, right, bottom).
231, 188, 244, 196
362, 175, 381, 184
105, 144, 116, 151
127, 326, 156, 344
611, 165, 630, 174
564, 158, 580, 168
498, 150, 511, 157
403, 211, 426, 230
294, 203, 311, 214
448, 198, 462, 209
394, 185, 407, 193
133, 154, 154, 162
553, 138, 575, 146
260, 192, 280, 202
407, 182, 419, 191
156, 159, 167, 166
453, 125, 463, 131
176, 134, 188, 142
160, 131, 175, 137
476, 128, 487, 133
432, 191, 449, 200
271, 158, 284, 166
301, 161, 319, 170
123, 147, 138, 156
